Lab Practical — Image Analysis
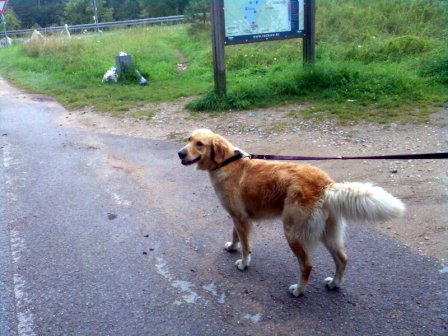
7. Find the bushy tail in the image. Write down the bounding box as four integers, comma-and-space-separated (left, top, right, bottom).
324, 182, 405, 223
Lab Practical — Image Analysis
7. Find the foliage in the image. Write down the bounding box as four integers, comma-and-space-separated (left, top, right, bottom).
34, 0, 66, 27
64, 0, 113, 25
107, 0, 141, 21
185, 0, 209, 35
418, 44, 448, 85
138, 0, 190, 18
8, 0, 37, 28
8, 0, 192, 29
3, 7, 21, 30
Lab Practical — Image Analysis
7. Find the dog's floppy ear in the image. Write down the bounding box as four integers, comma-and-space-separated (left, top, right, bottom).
211, 134, 231, 164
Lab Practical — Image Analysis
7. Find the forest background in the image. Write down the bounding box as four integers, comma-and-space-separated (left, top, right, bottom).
4, 0, 206, 30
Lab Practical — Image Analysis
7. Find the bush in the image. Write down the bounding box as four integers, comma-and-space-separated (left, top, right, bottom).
419, 46, 448, 84
185, 0, 209, 35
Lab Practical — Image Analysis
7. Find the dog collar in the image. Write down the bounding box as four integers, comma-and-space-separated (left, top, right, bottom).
212, 150, 244, 171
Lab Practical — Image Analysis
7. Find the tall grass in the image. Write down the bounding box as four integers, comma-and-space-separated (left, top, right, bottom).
188, 0, 448, 122
0, 0, 447, 122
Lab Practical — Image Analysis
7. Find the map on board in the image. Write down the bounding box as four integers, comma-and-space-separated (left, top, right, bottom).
224, 0, 304, 44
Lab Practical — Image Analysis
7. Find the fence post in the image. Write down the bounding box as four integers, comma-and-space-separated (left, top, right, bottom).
303, 0, 316, 65
210, 0, 227, 95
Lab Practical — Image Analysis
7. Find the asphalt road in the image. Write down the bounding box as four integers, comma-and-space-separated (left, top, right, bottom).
1, 78, 447, 335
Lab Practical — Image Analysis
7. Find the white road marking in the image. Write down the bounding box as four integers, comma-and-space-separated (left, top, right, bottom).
3, 143, 12, 168
243, 313, 262, 324
155, 257, 201, 304
172, 280, 201, 304
3, 144, 36, 336
155, 257, 173, 282
13, 274, 36, 336
112, 192, 131, 207
203, 282, 226, 304
10, 229, 36, 335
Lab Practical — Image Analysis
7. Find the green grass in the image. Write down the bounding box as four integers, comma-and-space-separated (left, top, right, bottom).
188, 0, 448, 123
0, 0, 447, 123
0, 26, 213, 111
131, 109, 156, 120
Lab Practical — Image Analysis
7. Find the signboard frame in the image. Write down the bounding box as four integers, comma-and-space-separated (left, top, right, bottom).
0, 0, 8, 15
224, 0, 304, 45
211, 0, 315, 95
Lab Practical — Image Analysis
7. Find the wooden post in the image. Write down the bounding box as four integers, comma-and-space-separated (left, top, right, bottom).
303, 0, 316, 65
210, 0, 227, 95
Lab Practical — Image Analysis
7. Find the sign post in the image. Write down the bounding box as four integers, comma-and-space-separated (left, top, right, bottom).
211, 0, 314, 95
0, 0, 9, 39
210, 0, 227, 95
92, 0, 99, 31
1, 14, 6, 38
303, 0, 315, 64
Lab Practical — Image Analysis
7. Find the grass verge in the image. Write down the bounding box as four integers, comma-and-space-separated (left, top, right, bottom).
0, 0, 447, 123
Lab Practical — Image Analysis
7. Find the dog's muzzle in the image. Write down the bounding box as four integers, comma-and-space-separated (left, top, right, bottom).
178, 149, 201, 166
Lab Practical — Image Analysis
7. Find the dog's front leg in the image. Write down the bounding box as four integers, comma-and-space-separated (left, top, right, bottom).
229, 217, 252, 271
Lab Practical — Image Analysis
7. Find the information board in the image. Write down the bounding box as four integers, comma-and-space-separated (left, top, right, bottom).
224, 0, 304, 45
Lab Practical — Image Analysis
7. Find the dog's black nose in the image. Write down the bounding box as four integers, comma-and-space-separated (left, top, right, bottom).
178, 149, 187, 160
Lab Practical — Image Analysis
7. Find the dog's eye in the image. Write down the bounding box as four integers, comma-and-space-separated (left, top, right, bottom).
196, 141, 204, 147
188, 137, 192, 142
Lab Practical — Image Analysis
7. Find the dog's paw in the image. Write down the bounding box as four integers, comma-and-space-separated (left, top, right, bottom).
224, 241, 239, 252
288, 284, 304, 297
235, 259, 248, 271
324, 277, 340, 290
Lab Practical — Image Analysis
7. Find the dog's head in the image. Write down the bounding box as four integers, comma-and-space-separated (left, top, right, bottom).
178, 129, 236, 170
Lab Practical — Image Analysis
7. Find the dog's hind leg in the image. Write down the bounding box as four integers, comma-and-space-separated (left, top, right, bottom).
230, 217, 252, 271
224, 227, 240, 252
286, 239, 313, 297
321, 217, 348, 290
283, 207, 326, 297
282, 217, 313, 297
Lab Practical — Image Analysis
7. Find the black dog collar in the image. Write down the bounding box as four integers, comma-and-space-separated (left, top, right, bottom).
212, 150, 244, 171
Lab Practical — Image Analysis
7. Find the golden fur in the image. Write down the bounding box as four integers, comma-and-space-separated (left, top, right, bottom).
178, 129, 405, 296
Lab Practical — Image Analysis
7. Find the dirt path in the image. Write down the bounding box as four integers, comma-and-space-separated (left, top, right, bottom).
60, 100, 448, 263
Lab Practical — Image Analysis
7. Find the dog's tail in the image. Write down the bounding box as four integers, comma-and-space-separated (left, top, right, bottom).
324, 182, 405, 223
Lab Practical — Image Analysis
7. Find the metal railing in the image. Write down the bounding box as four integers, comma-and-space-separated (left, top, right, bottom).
5, 15, 185, 36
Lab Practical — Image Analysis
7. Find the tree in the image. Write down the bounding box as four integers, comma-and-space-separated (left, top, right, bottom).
108, 0, 141, 21
64, 0, 113, 25
36, 0, 66, 27
138, 0, 190, 18
9, 0, 36, 28
9, 0, 67, 28
3, 7, 22, 30
8, 0, 193, 29
185, 0, 208, 24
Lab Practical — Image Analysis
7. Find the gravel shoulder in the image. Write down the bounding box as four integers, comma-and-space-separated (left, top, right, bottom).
58, 99, 448, 263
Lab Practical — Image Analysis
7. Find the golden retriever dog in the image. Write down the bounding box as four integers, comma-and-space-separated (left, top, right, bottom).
178, 129, 405, 297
